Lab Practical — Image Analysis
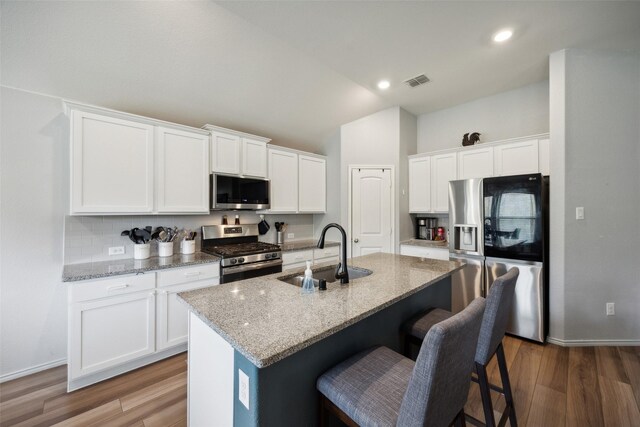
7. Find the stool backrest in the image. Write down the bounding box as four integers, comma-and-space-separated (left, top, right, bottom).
397, 297, 486, 427
475, 267, 519, 366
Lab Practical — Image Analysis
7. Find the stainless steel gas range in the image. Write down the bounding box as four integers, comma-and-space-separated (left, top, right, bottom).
200, 224, 282, 284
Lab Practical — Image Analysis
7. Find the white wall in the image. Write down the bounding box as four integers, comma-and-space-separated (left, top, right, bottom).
398, 109, 417, 246
549, 49, 640, 343
313, 131, 341, 239
1, 87, 69, 378
417, 80, 549, 152
340, 106, 400, 233
339, 107, 418, 254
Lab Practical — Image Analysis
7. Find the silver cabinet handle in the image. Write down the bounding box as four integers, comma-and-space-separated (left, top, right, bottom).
354, 238, 359, 243
107, 284, 129, 292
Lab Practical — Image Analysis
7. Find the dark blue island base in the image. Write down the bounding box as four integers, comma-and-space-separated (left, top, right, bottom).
233, 277, 451, 426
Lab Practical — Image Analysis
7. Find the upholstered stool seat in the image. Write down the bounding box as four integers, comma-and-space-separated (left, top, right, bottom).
317, 346, 414, 426
317, 297, 486, 427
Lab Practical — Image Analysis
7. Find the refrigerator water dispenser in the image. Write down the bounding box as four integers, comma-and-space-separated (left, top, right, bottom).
453, 225, 477, 252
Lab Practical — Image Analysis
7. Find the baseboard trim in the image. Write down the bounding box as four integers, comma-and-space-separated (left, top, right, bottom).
547, 337, 640, 347
0, 358, 67, 383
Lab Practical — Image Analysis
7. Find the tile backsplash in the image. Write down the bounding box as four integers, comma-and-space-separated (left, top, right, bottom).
64, 213, 314, 265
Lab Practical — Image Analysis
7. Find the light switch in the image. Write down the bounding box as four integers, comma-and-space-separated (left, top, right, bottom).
576, 207, 584, 220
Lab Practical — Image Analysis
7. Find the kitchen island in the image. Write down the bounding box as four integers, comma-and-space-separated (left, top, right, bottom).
178, 252, 464, 426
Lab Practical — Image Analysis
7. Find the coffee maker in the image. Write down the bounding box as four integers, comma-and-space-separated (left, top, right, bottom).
416, 217, 438, 240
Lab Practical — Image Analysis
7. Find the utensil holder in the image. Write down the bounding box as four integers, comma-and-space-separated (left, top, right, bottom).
181, 240, 196, 255
277, 231, 285, 245
158, 241, 174, 257
133, 243, 151, 260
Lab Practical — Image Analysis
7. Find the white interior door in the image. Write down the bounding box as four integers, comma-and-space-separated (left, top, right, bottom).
351, 168, 393, 257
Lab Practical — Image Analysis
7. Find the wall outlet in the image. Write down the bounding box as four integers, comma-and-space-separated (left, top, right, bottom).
606, 302, 615, 316
238, 369, 250, 409
287, 233, 294, 239
108, 246, 125, 256
576, 207, 585, 220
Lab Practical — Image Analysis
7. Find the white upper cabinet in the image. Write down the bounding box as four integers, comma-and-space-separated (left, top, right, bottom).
268, 148, 298, 212
458, 146, 494, 179
409, 156, 431, 213
298, 155, 326, 213
210, 131, 241, 175
71, 110, 155, 214
430, 152, 457, 212
241, 137, 268, 178
156, 127, 210, 213
204, 125, 270, 178
494, 139, 539, 176
67, 101, 210, 215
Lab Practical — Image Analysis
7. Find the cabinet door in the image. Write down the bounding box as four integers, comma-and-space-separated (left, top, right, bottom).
409, 156, 431, 213
538, 138, 550, 176
241, 138, 267, 178
211, 131, 241, 175
71, 110, 154, 213
156, 280, 218, 351
69, 291, 155, 379
431, 153, 457, 212
494, 139, 539, 176
298, 155, 326, 213
156, 127, 209, 213
268, 149, 298, 212
458, 146, 494, 179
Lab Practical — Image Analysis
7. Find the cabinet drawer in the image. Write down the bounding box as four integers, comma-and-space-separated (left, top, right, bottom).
314, 246, 339, 260
157, 264, 220, 288
400, 245, 449, 261
70, 274, 155, 303
282, 249, 313, 266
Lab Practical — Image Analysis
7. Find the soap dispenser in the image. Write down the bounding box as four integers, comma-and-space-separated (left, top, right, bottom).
301, 261, 314, 293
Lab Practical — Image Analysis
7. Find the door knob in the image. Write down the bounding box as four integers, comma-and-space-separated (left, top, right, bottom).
354, 238, 359, 243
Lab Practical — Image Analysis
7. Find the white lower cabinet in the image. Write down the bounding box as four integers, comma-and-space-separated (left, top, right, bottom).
282, 249, 314, 271
70, 290, 156, 380
313, 246, 340, 266
400, 244, 449, 260
67, 263, 219, 391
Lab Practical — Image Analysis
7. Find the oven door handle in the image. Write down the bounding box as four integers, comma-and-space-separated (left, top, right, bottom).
223, 259, 283, 275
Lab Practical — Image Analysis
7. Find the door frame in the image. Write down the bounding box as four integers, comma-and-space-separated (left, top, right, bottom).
348, 165, 395, 258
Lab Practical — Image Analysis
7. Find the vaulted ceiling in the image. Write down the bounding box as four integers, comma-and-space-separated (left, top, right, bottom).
2, 1, 639, 152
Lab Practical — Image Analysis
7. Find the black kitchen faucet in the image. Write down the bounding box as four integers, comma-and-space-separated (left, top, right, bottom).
317, 223, 349, 284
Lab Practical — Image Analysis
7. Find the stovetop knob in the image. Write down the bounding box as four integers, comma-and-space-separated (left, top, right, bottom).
230, 259, 237, 265
238, 258, 245, 263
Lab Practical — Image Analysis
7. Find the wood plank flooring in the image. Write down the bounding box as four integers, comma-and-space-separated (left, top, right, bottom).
1, 338, 639, 426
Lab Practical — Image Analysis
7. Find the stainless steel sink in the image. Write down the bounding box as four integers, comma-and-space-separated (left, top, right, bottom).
278, 266, 372, 287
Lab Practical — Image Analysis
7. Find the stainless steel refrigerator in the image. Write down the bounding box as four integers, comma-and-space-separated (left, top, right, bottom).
449, 174, 548, 342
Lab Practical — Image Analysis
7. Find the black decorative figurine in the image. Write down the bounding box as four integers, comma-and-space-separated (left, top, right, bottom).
462, 132, 481, 146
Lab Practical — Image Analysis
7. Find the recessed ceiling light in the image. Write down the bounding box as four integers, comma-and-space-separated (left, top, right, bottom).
377, 80, 390, 90
493, 29, 513, 43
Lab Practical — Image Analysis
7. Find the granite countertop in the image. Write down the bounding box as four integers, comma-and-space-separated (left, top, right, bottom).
279, 239, 340, 252
178, 253, 464, 368
401, 239, 449, 249
62, 252, 220, 282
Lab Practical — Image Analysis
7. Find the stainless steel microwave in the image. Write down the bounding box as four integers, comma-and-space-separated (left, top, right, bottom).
210, 174, 270, 210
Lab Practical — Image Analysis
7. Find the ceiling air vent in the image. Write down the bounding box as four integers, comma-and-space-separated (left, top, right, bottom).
404, 74, 430, 88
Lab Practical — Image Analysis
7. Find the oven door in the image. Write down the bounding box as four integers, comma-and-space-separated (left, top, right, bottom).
220, 260, 283, 284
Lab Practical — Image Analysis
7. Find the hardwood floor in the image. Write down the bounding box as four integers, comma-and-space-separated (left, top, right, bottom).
1, 338, 639, 426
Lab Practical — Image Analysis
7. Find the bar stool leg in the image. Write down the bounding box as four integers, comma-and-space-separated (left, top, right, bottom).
496, 343, 517, 427
453, 409, 466, 427
476, 362, 497, 427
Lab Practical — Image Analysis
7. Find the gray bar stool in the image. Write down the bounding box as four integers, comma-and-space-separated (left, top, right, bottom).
402, 268, 520, 427
317, 297, 486, 427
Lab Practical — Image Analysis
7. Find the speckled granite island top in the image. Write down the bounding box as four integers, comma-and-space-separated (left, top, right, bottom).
178, 253, 464, 368
278, 239, 340, 252
62, 252, 220, 282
